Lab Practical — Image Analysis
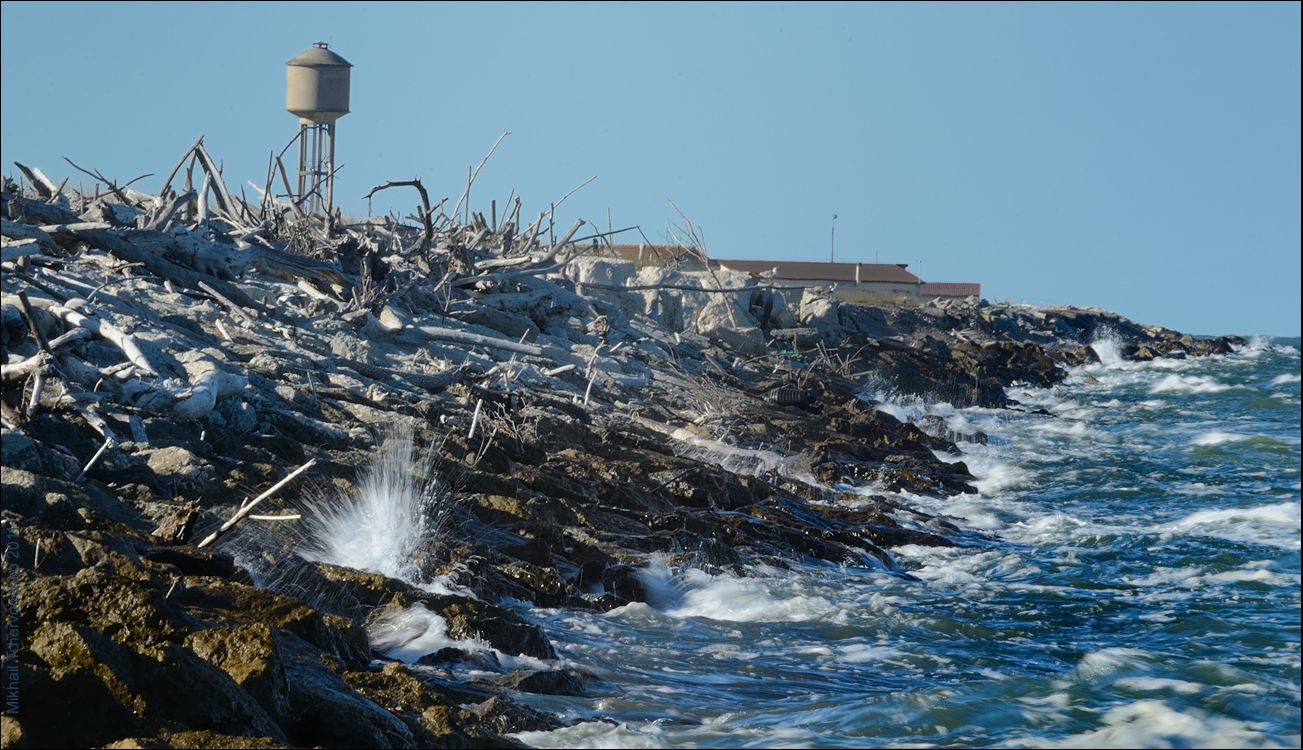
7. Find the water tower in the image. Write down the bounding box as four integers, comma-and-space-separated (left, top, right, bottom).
286, 42, 352, 214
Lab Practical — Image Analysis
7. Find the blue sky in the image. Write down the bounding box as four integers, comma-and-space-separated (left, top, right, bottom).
2, 1, 1298, 335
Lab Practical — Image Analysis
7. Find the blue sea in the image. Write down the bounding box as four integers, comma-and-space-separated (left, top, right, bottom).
497, 337, 1302, 748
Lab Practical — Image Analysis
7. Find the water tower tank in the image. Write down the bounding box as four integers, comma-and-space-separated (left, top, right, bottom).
286, 42, 352, 124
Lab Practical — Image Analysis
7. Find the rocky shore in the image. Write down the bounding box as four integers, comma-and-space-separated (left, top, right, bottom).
0, 153, 1242, 748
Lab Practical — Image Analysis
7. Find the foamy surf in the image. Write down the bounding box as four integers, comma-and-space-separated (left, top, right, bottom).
1160, 501, 1301, 551
1028, 699, 1296, 749
368, 602, 554, 671
1149, 374, 1232, 394
1190, 430, 1245, 446
513, 721, 667, 749
633, 561, 839, 623
367, 603, 491, 664
502, 337, 1301, 748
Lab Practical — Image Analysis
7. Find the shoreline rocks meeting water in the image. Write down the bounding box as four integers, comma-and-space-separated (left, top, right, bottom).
0, 149, 1244, 748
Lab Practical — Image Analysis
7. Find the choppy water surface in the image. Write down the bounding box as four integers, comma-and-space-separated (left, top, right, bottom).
513, 338, 1301, 748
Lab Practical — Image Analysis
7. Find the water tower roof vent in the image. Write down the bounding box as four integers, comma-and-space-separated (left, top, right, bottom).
287, 42, 352, 68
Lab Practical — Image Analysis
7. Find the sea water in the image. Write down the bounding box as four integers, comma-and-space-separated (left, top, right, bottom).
506, 338, 1301, 748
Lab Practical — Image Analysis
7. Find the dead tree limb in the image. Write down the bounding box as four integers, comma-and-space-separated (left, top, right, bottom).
451, 130, 511, 224
364, 179, 433, 253
145, 190, 196, 231
192, 140, 236, 217
196, 459, 316, 548
1, 220, 60, 254
62, 157, 150, 207
12, 162, 61, 200
156, 135, 204, 198
44, 298, 157, 376
0, 238, 42, 263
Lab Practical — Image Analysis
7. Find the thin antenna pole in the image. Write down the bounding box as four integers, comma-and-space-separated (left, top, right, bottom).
830, 213, 838, 263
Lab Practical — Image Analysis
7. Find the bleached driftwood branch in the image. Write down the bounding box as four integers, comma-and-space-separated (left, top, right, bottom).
196, 458, 316, 548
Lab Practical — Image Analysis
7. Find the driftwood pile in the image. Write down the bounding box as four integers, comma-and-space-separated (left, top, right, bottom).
0, 136, 806, 512
5, 135, 1241, 533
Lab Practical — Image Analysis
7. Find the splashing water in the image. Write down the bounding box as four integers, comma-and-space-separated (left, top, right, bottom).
1090, 334, 1126, 368
513, 338, 1301, 749
298, 426, 455, 585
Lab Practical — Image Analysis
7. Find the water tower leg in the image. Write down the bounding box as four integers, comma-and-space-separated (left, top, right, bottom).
326, 122, 336, 215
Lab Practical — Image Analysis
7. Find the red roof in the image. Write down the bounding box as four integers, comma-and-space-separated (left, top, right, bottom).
920, 282, 981, 297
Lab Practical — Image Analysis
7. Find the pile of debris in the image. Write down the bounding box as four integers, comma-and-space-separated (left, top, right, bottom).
1, 139, 1244, 748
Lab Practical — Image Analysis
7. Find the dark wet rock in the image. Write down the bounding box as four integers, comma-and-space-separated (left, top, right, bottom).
276, 632, 414, 748
2, 464, 143, 528
497, 534, 554, 567
185, 623, 294, 730
342, 663, 530, 749
439, 600, 557, 661
136, 542, 245, 580
497, 560, 568, 607
171, 578, 371, 670
416, 647, 503, 672
20, 569, 191, 644
601, 563, 649, 604
11, 526, 152, 581
471, 696, 565, 737
24, 620, 287, 746
493, 668, 595, 696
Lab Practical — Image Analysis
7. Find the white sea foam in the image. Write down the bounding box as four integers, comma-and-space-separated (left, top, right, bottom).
367, 603, 489, 663
1029, 418, 1095, 439
1160, 501, 1301, 551
1033, 699, 1290, 749
1113, 677, 1206, 695
1190, 430, 1245, 446
929, 498, 1007, 531
894, 546, 1028, 596
1195, 568, 1291, 586
968, 454, 1032, 497
1270, 373, 1301, 386
1127, 563, 1298, 591
513, 720, 667, 749
1125, 566, 1206, 589
1073, 648, 1154, 679
1244, 335, 1273, 352
837, 642, 910, 664
368, 602, 552, 670
636, 563, 837, 623
1149, 374, 1231, 395
1173, 482, 1220, 497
